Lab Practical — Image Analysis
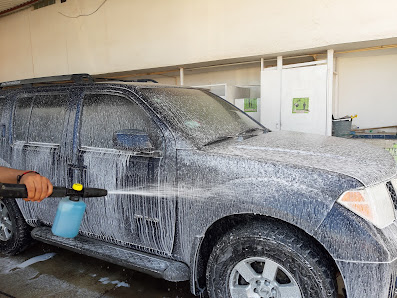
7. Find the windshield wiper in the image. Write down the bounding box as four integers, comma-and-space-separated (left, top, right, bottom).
237, 127, 264, 137
202, 136, 235, 147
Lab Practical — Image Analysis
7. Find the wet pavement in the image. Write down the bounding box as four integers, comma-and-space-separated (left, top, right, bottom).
0, 242, 196, 298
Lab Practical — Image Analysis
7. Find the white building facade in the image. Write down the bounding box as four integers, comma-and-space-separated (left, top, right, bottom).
0, 0, 396, 138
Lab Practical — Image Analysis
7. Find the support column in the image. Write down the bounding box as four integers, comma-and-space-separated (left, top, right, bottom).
260, 56, 282, 130
179, 67, 184, 86
326, 49, 334, 136
277, 56, 283, 130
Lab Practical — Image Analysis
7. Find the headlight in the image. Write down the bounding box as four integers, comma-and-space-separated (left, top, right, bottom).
337, 183, 396, 229
392, 178, 397, 196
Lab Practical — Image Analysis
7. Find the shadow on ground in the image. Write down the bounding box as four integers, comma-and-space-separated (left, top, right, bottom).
0, 242, 196, 298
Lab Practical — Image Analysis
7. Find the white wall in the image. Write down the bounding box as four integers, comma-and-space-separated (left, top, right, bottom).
1, 0, 397, 81
155, 65, 261, 87
155, 65, 261, 104
143, 51, 397, 132
336, 49, 397, 130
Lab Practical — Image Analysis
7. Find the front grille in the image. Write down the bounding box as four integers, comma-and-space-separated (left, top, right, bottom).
389, 272, 397, 298
386, 181, 397, 209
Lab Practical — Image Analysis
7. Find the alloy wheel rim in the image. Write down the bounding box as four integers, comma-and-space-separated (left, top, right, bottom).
0, 201, 13, 241
229, 256, 302, 298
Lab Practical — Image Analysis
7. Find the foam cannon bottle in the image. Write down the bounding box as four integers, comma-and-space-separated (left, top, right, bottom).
0, 182, 107, 238
51, 183, 107, 238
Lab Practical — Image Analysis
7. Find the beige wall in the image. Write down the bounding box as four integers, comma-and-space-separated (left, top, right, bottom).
1, 0, 397, 81
155, 65, 260, 86
336, 49, 397, 129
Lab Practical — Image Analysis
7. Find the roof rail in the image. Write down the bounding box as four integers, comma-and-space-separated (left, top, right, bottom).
0, 73, 94, 88
95, 77, 158, 84
133, 79, 158, 83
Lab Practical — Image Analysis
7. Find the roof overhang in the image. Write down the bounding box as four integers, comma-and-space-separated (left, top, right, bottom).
0, 0, 40, 17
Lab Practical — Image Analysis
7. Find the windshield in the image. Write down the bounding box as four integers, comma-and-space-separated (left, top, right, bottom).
139, 87, 265, 147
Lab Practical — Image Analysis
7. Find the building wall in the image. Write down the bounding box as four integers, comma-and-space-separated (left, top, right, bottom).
1, 0, 395, 133
1, 0, 397, 81
335, 49, 397, 130
154, 48, 397, 133
154, 65, 261, 88
152, 50, 397, 131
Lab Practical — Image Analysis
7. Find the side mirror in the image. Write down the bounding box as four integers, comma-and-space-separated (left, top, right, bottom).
113, 129, 154, 152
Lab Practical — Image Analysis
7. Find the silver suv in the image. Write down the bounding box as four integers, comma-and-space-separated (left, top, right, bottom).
1, 74, 397, 298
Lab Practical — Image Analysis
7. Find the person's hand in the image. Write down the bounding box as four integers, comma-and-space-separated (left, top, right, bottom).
20, 173, 53, 202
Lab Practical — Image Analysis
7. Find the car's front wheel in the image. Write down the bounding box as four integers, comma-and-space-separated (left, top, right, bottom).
0, 198, 32, 255
206, 221, 337, 298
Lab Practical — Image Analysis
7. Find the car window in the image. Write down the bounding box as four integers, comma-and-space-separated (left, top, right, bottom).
0, 97, 4, 121
80, 93, 163, 149
14, 96, 34, 142
139, 88, 264, 147
29, 94, 68, 144
0, 97, 5, 138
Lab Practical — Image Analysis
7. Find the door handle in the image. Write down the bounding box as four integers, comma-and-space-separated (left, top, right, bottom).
67, 164, 87, 186
67, 163, 87, 170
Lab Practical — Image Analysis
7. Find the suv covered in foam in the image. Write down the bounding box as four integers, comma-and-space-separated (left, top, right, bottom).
1, 74, 397, 298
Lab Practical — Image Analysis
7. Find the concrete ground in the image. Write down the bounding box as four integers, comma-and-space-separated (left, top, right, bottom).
0, 242, 195, 298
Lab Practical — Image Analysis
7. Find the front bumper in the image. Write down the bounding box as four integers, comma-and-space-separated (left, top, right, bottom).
336, 259, 397, 298
314, 204, 397, 298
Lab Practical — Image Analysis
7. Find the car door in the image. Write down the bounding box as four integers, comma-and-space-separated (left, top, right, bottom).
0, 94, 9, 165
10, 90, 71, 225
74, 89, 177, 255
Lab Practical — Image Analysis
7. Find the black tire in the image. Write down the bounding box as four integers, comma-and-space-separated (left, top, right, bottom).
0, 198, 32, 255
206, 221, 337, 298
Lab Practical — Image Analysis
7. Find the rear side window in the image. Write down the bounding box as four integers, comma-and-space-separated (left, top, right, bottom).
0, 97, 5, 136
0, 97, 4, 121
29, 94, 68, 144
80, 93, 162, 149
14, 94, 68, 144
14, 97, 33, 142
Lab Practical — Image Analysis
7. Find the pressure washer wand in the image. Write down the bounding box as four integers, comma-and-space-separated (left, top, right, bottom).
0, 183, 107, 239
0, 183, 107, 199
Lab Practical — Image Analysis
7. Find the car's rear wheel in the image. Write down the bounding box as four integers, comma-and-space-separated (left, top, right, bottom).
0, 198, 32, 255
206, 221, 337, 298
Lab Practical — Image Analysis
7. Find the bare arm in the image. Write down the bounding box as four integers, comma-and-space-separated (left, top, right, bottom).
0, 166, 53, 202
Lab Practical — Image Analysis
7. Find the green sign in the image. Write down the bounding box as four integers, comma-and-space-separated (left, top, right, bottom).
244, 98, 257, 112
292, 97, 309, 113
386, 143, 397, 162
